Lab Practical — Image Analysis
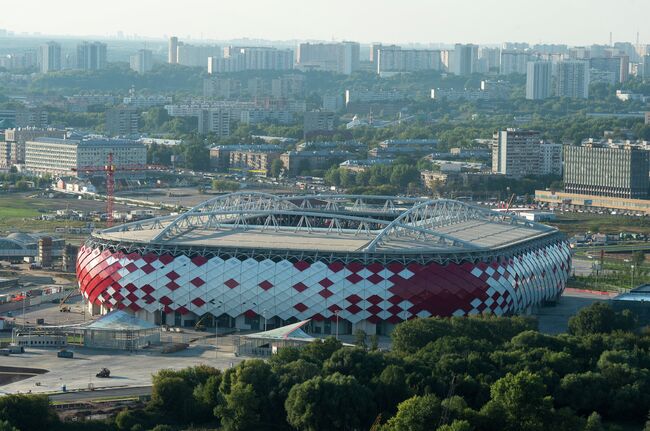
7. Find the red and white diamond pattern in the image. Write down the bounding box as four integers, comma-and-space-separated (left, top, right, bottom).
76, 241, 571, 323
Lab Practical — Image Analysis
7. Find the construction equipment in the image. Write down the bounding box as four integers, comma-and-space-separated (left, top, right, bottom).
500, 193, 516, 221
194, 314, 212, 331
59, 288, 78, 312
96, 368, 111, 378
71, 153, 155, 228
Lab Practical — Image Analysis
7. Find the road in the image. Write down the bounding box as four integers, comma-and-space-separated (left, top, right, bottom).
49, 386, 151, 402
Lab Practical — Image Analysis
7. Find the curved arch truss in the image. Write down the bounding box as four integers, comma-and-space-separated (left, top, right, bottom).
100, 192, 554, 252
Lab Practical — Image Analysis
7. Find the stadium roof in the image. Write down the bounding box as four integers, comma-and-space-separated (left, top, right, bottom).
95, 192, 559, 255
86, 310, 158, 331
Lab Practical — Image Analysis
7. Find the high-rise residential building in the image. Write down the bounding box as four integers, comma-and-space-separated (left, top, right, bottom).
25, 137, 146, 178
500, 50, 530, 75
176, 43, 221, 67
271, 74, 305, 98
556, 61, 590, 99
208, 47, 293, 73
76, 41, 107, 70
304, 111, 335, 138
539, 142, 563, 176
478, 47, 500, 73
0, 51, 38, 70
564, 143, 650, 199
643, 55, 650, 80
590, 56, 628, 83
376, 46, 442, 74
451, 44, 478, 76
198, 109, 231, 136
491, 129, 543, 177
40, 41, 61, 73
370, 43, 383, 63
296, 42, 360, 75
130, 49, 153, 74
569, 47, 590, 60
105, 107, 139, 137
168, 36, 178, 64
526, 61, 552, 100
502, 42, 530, 51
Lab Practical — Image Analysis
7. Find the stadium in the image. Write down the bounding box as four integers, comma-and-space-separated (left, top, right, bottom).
76, 192, 571, 335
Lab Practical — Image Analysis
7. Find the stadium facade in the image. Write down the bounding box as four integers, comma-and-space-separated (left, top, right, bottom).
76, 193, 571, 335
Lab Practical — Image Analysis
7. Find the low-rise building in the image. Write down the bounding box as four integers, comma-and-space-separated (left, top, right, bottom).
281, 150, 350, 176
304, 111, 335, 138
209, 144, 282, 174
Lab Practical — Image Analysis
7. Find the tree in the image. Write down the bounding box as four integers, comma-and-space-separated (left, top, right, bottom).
355, 328, 367, 348
217, 382, 261, 431
555, 372, 608, 414
583, 412, 605, 431
183, 140, 210, 171
115, 408, 140, 430
299, 336, 343, 364
269, 159, 284, 178
437, 419, 472, 431
568, 302, 636, 336
216, 360, 283, 430
485, 371, 553, 431
212, 179, 240, 192
383, 394, 442, 431
150, 376, 194, 421
285, 373, 376, 431
374, 365, 412, 415
0, 394, 56, 431
370, 334, 379, 351
0, 421, 18, 431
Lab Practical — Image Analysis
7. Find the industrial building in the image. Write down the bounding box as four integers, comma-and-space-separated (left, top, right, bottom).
76, 193, 571, 335
564, 143, 649, 199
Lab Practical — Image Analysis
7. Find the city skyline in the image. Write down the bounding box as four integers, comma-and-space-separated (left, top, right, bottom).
1, 0, 649, 46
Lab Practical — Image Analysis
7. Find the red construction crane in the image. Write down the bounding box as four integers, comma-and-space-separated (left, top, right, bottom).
72, 152, 152, 228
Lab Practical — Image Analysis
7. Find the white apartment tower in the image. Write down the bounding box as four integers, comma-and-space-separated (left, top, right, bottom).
169, 37, 179, 64
492, 129, 543, 177
77, 41, 107, 70
500, 50, 530, 75
526, 61, 552, 100
40, 41, 62, 73
452, 44, 478, 76
130, 49, 153, 74
556, 61, 590, 99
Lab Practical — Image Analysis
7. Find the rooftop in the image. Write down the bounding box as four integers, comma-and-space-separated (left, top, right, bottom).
93, 193, 559, 255
30, 137, 144, 148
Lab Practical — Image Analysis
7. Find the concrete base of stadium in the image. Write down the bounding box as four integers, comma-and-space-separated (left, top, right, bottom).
86, 301, 397, 336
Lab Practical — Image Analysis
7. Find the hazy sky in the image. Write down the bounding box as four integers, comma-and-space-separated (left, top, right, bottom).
3, 0, 649, 46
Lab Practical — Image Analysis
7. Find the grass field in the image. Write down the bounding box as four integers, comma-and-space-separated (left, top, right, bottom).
549, 213, 650, 236
0, 194, 104, 238
0, 196, 43, 219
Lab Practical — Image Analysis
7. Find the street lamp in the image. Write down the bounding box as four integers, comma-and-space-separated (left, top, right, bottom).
334, 310, 340, 340
631, 265, 635, 290
211, 300, 223, 359
263, 309, 267, 332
